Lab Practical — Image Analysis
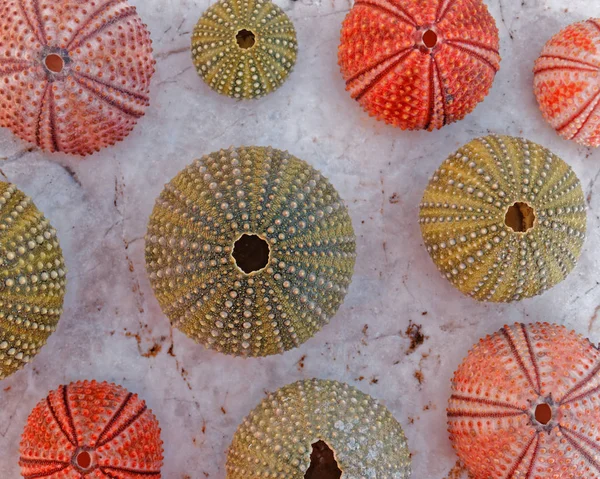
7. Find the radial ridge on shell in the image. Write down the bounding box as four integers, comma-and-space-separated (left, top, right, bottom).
338, 0, 500, 130
0, 0, 156, 156
449, 322, 600, 478
0, 182, 66, 380
419, 134, 586, 302
145, 146, 356, 357
227, 378, 411, 478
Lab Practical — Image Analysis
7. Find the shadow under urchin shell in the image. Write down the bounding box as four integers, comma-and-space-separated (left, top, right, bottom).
0, 182, 66, 380
419, 134, 586, 302
145, 147, 356, 357
533, 18, 600, 148
19, 380, 163, 478
226, 379, 411, 479
0, 0, 155, 156
448, 322, 600, 479
338, 0, 500, 130
191, 0, 298, 99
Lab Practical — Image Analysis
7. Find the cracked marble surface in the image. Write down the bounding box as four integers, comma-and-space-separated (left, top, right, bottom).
0, 0, 599, 477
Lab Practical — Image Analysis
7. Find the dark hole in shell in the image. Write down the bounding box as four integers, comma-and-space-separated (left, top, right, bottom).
76, 451, 92, 469
304, 440, 342, 479
505, 201, 536, 232
236, 29, 256, 49
232, 234, 270, 273
45, 54, 64, 73
423, 29, 438, 48
535, 403, 552, 425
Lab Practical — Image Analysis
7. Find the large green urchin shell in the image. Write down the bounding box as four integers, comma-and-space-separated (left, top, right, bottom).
145, 147, 356, 357
191, 0, 298, 99
226, 379, 411, 479
419, 134, 586, 302
0, 182, 66, 379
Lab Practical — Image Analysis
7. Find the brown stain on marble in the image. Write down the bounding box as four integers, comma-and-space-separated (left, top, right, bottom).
404, 321, 428, 354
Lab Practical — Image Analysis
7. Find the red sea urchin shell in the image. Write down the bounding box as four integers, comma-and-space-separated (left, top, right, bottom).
448, 322, 600, 478
0, 0, 156, 156
338, 0, 500, 130
19, 380, 163, 478
533, 19, 600, 147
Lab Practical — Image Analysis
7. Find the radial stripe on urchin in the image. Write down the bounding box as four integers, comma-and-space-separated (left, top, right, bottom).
419, 134, 586, 302
534, 18, 600, 147
449, 322, 600, 479
0, 182, 66, 380
191, 0, 298, 99
338, 0, 501, 130
19, 381, 163, 478
0, 0, 155, 156
145, 147, 356, 357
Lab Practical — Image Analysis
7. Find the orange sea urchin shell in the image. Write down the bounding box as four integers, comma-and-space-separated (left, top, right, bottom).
533, 19, 600, 147
338, 0, 500, 130
19, 380, 163, 478
448, 322, 600, 478
0, 0, 156, 156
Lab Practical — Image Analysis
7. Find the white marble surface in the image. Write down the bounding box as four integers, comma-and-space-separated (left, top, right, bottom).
0, 0, 599, 477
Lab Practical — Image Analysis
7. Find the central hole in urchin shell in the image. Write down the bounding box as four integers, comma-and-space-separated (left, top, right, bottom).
422, 29, 438, 48
535, 403, 552, 425
304, 441, 342, 479
44, 54, 64, 73
236, 29, 256, 49
505, 201, 536, 233
232, 234, 270, 274
75, 451, 92, 469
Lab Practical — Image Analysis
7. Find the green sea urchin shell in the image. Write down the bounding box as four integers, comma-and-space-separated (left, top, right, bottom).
145, 147, 356, 357
0, 182, 66, 379
419, 135, 586, 302
191, 0, 298, 99
420, 135, 586, 302
226, 379, 411, 479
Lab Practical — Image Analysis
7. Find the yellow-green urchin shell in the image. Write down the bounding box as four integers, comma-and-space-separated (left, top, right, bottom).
419, 134, 586, 302
0, 182, 66, 379
145, 147, 356, 357
226, 379, 411, 479
191, 0, 298, 99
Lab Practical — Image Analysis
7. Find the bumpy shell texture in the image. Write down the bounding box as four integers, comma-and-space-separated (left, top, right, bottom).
449, 322, 600, 479
191, 0, 298, 99
145, 147, 356, 357
0, 182, 66, 380
338, 0, 500, 130
0, 0, 155, 156
419, 135, 586, 302
19, 380, 163, 478
227, 378, 411, 479
534, 19, 600, 147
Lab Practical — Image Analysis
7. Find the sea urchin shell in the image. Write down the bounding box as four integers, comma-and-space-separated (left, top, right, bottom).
449, 322, 600, 478
0, 182, 66, 380
338, 0, 500, 130
191, 0, 298, 99
0, 0, 156, 156
419, 134, 586, 302
533, 18, 600, 147
145, 147, 356, 357
227, 378, 411, 479
19, 380, 163, 478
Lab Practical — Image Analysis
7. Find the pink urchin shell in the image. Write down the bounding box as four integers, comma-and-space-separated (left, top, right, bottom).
338, 0, 501, 130
533, 19, 600, 147
448, 322, 600, 478
19, 380, 163, 478
0, 0, 155, 156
